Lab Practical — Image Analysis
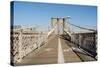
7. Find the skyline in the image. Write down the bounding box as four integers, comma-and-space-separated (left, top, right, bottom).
12, 1, 97, 31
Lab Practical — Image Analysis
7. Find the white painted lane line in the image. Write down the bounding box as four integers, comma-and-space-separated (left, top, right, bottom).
58, 37, 64, 63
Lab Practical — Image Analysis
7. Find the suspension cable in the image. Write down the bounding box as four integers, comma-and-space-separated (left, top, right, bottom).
67, 22, 96, 32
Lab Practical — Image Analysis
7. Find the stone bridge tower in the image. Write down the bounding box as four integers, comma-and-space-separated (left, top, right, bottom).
51, 17, 66, 35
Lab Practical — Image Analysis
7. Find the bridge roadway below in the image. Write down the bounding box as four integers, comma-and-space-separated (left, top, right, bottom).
15, 35, 96, 66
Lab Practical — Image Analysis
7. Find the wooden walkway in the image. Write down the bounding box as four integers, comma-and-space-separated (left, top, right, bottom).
15, 36, 96, 66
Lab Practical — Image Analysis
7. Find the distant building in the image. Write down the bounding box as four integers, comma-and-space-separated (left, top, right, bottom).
11, 25, 21, 29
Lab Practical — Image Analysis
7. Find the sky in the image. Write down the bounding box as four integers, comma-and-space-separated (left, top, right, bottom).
12, 1, 97, 31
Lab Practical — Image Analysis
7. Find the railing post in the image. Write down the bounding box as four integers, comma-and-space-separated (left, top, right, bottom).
94, 32, 96, 54
18, 29, 23, 62
79, 34, 82, 48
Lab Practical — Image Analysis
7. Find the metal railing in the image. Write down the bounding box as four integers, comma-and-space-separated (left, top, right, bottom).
11, 28, 47, 63
71, 31, 97, 58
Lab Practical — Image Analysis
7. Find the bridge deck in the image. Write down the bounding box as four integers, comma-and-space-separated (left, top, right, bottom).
15, 35, 96, 66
